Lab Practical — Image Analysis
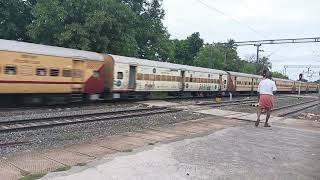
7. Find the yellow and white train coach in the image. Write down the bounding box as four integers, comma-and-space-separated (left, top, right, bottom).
273, 78, 295, 92
1, 39, 318, 106
0, 39, 105, 105
103, 54, 228, 99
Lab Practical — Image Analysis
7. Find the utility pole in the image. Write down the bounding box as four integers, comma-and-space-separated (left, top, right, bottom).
318, 71, 320, 98
224, 49, 227, 65
284, 65, 288, 76
209, 43, 213, 68
254, 44, 261, 63
254, 44, 263, 73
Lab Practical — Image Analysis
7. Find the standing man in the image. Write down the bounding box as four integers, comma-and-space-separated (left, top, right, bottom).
255, 71, 277, 127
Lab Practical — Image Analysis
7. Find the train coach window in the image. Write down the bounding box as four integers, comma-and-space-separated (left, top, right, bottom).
150, 74, 155, 81
4, 65, 17, 75
92, 71, 100, 78
72, 69, 82, 78
50, 68, 60, 76
117, 72, 123, 79
143, 74, 149, 81
137, 73, 143, 80
36, 68, 47, 76
20, 65, 33, 76
63, 69, 72, 77
161, 75, 166, 81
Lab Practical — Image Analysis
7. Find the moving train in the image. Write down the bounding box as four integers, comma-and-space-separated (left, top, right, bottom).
0, 39, 318, 105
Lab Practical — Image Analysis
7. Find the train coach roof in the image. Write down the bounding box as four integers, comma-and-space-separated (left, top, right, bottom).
273, 78, 294, 82
0, 39, 104, 61
109, 54, 227, 74
227, 71, 263, 78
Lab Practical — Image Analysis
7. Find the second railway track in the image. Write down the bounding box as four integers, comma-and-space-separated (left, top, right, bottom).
0, 107, 181, 133
273, 99, 319, 117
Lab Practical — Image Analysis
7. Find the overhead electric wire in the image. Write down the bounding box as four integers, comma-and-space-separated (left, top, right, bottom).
194, 0, 268, 39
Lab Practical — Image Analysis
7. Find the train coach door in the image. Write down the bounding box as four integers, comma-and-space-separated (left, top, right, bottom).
180, 71, 185, 91
219, 74, 223, 91
233, 76, 237, 91
251, 78, 255, 92
129, 66, 136, 90
72, 59, 85, 92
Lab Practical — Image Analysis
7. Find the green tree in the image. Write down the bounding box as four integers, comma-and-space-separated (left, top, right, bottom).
0, 0, 35, 41
131, 0, 173, 61
238, 60, 257, 74
194, 39, 243, 72
28, 0, 139, 56
256, 56, 272, 75
171, 32, 204, 65
272, 72, 289, 79
194, 44, 225, 69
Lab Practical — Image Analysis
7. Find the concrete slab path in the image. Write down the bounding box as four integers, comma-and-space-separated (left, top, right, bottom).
42, 125, 320, 180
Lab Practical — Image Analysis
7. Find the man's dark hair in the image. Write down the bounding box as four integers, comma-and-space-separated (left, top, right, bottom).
266, 71, 272, 79
262, 69, 267, 78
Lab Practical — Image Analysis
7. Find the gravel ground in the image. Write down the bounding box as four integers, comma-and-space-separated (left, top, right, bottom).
168, 96, 258, 106
291, 103, 320, 121
0, 102, 136, 117
0, 103, 147, 122
0, 111, 207, 156
216, 96, 316, 114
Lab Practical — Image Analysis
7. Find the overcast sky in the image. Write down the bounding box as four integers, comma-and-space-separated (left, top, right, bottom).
162, 0, 320, 81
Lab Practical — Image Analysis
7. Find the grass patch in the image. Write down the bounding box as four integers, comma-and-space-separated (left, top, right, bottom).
151, 92, 168, 98
19, 172, 47, 180
75, 162, 87, 166
61, 134, 82, 141
52, 165, 71, 172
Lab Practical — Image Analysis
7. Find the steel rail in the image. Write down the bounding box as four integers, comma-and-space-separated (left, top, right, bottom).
0, 107, 180, 132
272, 99, 318, 112
274, 100, 319, 117
0, 141, 31, 148
0, 107, 168, 125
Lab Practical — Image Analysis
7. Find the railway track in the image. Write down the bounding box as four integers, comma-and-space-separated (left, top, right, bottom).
196, 95, 314, 108
0, 93, 303, 112
273, 99, 319, 117
0, 141, 31, 148
0, 107, 181, 133
196, 98, 258, 106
